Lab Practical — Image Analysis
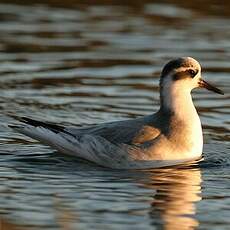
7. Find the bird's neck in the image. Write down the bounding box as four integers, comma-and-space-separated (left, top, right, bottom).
160, 86, 196, 118
159, 86, 203, 158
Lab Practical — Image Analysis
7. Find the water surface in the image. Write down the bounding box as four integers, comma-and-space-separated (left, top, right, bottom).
0, 1, 229, 229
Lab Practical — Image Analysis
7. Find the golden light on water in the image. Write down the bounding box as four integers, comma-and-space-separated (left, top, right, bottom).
140, 167, 202, 230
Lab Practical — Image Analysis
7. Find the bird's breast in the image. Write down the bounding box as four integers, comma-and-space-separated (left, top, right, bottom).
168, 113, 203, 159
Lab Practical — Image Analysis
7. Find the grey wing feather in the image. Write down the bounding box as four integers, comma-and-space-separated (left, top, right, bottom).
65, 115, 156, 144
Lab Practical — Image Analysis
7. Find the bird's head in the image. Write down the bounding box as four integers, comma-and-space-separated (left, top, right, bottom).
160, 57, 224, 95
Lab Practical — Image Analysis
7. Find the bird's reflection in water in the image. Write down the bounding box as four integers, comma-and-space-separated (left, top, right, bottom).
141, 166, 202, 230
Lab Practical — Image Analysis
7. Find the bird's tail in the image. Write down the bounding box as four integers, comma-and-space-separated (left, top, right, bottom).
8, 116, 131, 168
8, 117, 80, 157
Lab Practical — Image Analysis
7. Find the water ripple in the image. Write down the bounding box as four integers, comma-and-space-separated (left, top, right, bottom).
0, 1, 229, 229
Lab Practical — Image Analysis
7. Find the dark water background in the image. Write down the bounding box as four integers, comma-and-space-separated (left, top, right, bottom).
0, 1, 229, 229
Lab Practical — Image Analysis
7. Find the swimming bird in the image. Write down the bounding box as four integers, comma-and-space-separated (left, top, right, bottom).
9, 57, 224, 169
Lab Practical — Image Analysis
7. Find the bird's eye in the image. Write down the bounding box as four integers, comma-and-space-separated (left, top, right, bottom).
188, 69, 197, 77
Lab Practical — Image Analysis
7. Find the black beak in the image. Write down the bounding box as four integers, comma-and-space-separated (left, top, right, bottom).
198, 79, 224, 95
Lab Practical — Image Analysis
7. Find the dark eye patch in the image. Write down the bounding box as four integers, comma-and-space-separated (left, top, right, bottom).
173, 69, 198, 80
188, 69, 198, 78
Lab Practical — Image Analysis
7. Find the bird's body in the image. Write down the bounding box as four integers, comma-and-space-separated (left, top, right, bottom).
9, 57, 223, 169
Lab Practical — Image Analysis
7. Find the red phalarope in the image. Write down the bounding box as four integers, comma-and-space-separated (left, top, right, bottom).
9, 57, 224, 169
